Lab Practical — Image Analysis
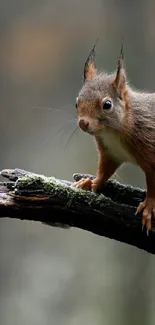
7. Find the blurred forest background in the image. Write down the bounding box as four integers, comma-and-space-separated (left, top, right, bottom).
0, 0, 155, 324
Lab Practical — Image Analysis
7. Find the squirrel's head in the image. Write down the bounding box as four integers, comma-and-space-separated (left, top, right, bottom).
76, 42, 128, 135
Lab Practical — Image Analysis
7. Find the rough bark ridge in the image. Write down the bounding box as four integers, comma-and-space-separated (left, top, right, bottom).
0, 168, 154, 255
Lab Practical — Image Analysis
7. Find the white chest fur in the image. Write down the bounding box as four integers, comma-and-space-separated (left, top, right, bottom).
100, 129, 137, 164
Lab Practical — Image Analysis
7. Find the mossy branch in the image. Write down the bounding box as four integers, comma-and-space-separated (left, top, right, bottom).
0, 168, 155, 255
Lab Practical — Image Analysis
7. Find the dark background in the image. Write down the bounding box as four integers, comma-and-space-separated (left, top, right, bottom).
0, 1, 155, 324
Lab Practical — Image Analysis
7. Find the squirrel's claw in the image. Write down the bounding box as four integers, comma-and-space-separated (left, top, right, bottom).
136, 198, 155, 234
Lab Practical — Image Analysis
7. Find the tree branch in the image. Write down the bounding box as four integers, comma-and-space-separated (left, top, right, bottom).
0, 168, 154, 255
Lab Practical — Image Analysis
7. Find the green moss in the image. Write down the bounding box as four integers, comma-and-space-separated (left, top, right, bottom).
14, 174, 114, 210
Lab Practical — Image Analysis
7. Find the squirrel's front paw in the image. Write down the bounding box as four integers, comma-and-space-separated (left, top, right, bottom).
72, 178, 92, 190
72, 177, 104, 192
136, 198, 155, 235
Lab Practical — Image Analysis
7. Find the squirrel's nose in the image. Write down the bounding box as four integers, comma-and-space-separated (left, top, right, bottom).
78, 119, 89, 132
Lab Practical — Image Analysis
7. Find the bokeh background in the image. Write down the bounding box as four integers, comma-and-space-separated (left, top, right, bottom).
0, 0, 155, 324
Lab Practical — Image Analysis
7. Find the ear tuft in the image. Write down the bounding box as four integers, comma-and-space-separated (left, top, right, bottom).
83, 39, 98, 82
119, 42, 124, 62
113, 43, 126, 98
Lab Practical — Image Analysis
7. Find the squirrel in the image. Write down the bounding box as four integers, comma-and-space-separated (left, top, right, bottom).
72, 41, 155, 235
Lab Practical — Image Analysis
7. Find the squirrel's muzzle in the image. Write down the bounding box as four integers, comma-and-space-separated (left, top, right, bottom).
78, 119, 89, 132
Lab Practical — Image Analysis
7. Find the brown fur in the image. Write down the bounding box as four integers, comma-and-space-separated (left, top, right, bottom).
73, 45, 155, 233
83, 41, 97, 82
84, 62, 96, 81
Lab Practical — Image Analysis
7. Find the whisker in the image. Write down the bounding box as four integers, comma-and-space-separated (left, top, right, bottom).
30, 105, 76, 119
59, 125, 73, 144
42, 125, 68, 147
41, 117, 77, 148
51, 117, 77, 123
63, 126, 79, 151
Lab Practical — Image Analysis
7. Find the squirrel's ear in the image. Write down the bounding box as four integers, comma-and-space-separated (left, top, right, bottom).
83, 40, 98, 82
113, 43, 126, 97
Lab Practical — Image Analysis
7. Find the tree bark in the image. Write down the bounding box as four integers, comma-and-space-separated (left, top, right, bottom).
0, 168, 154, 255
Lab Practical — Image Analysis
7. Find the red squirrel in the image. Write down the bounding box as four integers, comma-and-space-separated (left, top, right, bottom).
72, 42, 155, 234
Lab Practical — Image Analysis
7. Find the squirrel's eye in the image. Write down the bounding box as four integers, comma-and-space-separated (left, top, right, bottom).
76, 97, 79, 108
103, 100, 112, 110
